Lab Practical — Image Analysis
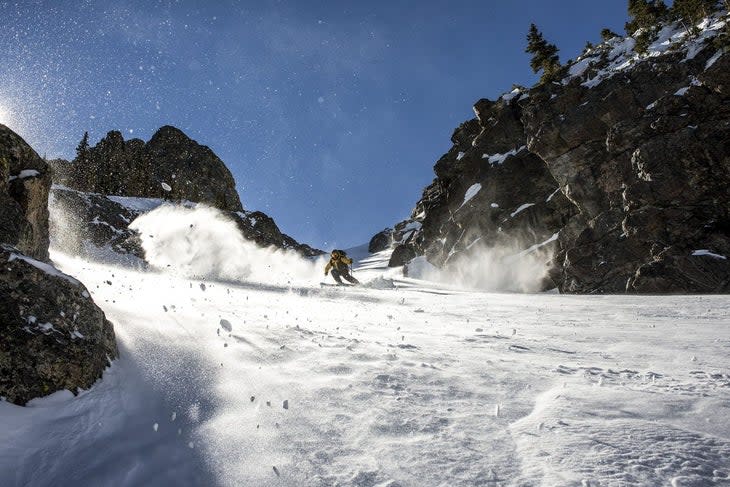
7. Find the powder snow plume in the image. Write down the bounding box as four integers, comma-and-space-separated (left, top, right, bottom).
408, 240, 555, 293
130, 204, 322, 285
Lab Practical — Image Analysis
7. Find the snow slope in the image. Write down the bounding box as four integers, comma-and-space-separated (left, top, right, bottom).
1, 207, 729, 486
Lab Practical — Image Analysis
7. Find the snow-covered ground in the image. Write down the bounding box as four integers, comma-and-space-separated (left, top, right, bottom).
1, 208, 729, 486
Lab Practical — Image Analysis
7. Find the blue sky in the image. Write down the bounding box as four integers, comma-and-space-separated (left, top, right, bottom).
0, 0, 629, 250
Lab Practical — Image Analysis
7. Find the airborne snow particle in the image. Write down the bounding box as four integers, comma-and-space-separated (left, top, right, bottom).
153, 423, 159, 432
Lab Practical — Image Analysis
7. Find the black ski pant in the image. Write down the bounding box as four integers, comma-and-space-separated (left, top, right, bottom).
331, 267, 359, 284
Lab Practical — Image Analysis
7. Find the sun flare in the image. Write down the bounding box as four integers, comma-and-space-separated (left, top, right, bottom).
0, 103, 10, 126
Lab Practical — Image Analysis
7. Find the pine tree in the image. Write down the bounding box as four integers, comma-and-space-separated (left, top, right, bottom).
672, 0, 718, 34
75, 131, 90, 162
625, 0, 669, 33
525, 24, 561, 84
600, 28, 620, 41
74, 131, 93, 190
625, 0, 669, 54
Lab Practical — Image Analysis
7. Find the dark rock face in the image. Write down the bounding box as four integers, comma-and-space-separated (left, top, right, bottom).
388, 244, 418, 267
231, 210, 323, 257
368, 228, 393, 253
522, 39, 730, 293
0, 245, 117, 405
49, 187, 145, 261
374, 22, 730, 293
380, 94, 575, 287
64, 125, 243, 212
0, 124, 51, 261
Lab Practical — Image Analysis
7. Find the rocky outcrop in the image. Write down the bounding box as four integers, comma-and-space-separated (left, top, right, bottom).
0, 124, 52, 261
376, 14, 730, 293
51, 126, 322, 259
49, 187, 145, 262
0, 125, 118, 405
232, 210, 323, 257
60, 125, 243, 212
50, 186, 323, 259
0, 245, 117, 404
368, 228, 393, 253
383, 93, 576, 286
522, 21, 730, 293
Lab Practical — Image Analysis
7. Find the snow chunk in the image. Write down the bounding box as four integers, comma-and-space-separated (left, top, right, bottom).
674, 87, 689, 96
705, 50, 723, 70
500, 88, 523, 102
161, 182, 172, 192
8, 169, 40, 182
456, 151, 465, 161
220, 319, 233, 332
70, 330, 85, 340
458, 184, 481, 210
483, 146, 526, 165
38, 322, 59, 334
510, 203, 535, 218
691, 249, 727, 260
490, 203, 499, 208
546, 188, 561, 202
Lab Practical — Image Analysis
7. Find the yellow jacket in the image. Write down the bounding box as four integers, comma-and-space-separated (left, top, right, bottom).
325, 254, 353, 274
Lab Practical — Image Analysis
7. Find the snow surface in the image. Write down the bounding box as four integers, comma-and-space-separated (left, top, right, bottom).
564, 14, 728, 91
1, 206, 729, 486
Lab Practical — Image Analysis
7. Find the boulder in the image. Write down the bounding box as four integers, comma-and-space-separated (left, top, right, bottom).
0, 245, 118, 405
368, 228, 393, 253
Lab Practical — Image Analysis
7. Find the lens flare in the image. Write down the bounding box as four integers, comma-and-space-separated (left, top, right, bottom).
0, 103, 11, 126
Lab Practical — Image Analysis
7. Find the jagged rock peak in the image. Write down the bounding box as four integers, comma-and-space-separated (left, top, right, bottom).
60, 125, 243, 212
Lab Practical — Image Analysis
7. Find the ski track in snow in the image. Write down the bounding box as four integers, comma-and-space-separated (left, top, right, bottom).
1, 249, 729, 486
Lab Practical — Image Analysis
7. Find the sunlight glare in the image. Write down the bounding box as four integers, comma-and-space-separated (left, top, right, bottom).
0, 103, 10, 126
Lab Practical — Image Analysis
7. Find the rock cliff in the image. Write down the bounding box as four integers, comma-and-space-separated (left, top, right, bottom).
0, 125, 117, 405
376, 14, 730, 293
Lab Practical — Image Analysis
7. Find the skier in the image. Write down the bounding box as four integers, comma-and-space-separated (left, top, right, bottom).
324, 249, 360, 285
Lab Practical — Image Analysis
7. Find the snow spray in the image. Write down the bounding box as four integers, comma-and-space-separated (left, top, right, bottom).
130, 204, 323, 285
